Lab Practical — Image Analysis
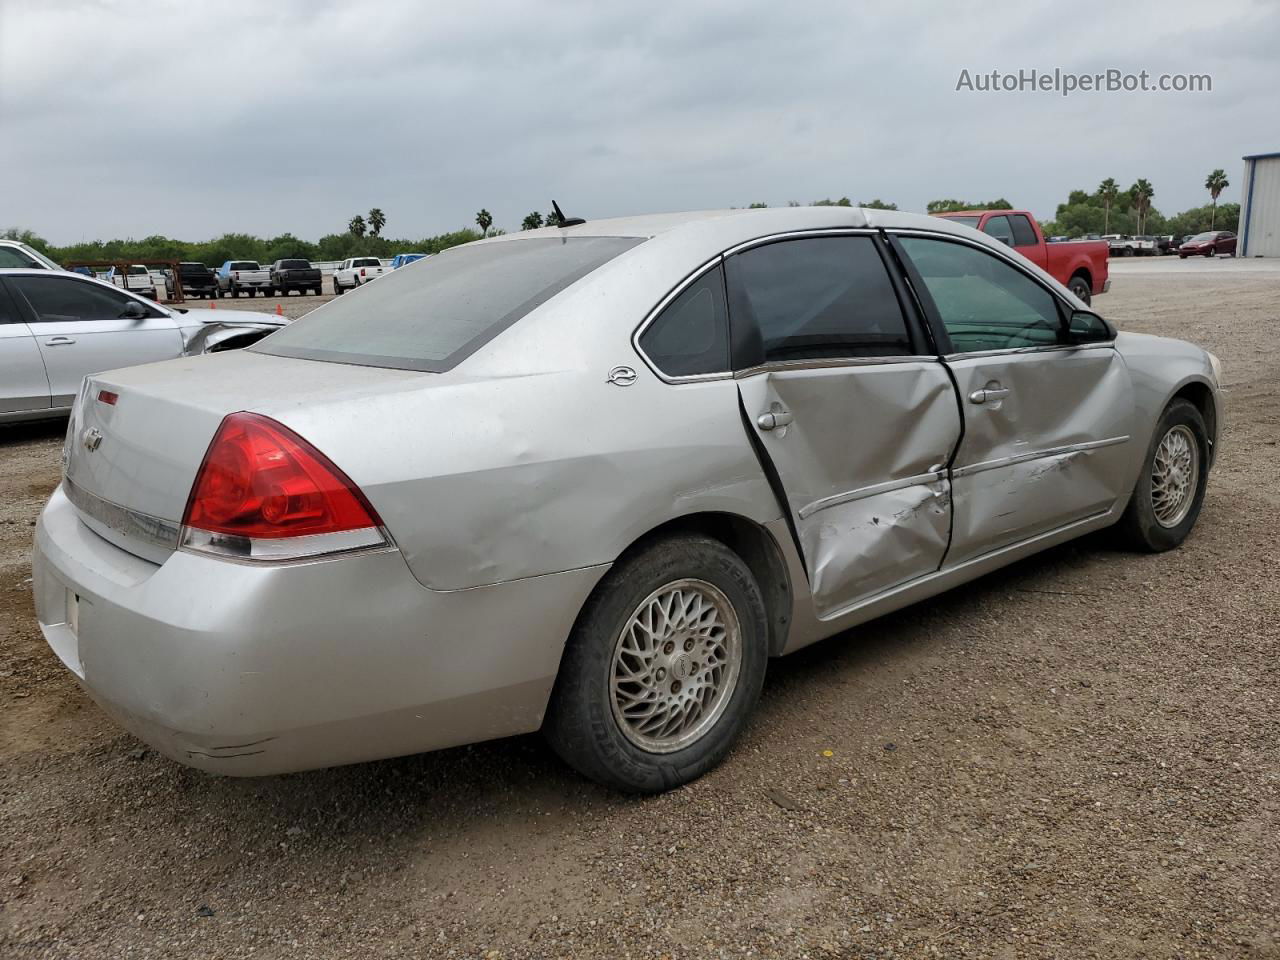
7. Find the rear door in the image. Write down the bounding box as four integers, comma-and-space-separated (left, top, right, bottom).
892, 231, 1134, 565
729, 233, 961, 617
0, 279, 50, 415
6, 274, 183, 407
1007, 214, 1046, 269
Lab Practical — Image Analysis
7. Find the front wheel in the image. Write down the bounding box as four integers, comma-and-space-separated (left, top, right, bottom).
544, 535, 768, 793
1204, 247, 1215, 258
1067, 276, 1092, 305
1115, 399, 1209, 552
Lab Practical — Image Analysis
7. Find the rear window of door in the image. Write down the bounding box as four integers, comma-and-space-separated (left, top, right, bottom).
725, 235, 915, 365
8, 275, 160, 322
897, 236, 1063, 353
1009, 215, 1038, 247
637, 264, 730, 377
256, 237, 644, 372
0, 247, 40, 268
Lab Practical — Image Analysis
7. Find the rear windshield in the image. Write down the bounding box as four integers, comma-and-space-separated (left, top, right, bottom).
279, 259, 311, 268
255, 237, 643, 372
180, 262, 207, 270
351, 258, 381, 267
230, 261, 260, 270
943, 216, 981, 229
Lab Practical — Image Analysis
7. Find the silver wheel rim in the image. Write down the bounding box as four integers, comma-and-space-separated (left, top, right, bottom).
609, 578, 742, 754
1151, 424, 1199, 528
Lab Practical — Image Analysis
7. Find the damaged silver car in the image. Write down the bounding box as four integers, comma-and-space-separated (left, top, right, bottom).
1, 268, 287, 423
32, 208, 1222, 792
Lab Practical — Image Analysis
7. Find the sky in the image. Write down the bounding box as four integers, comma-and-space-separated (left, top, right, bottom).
1, 0, 1277, 245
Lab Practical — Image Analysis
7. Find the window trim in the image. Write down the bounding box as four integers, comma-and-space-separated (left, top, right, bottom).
4, 273, 168, 325
630, 254, 734, 384
886, 228, 1116, 359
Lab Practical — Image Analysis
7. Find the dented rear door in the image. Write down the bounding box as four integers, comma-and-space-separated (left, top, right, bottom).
726, 233, 961, 618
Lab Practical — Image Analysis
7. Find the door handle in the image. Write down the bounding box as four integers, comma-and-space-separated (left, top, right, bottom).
968, 386, 1010, 404
44, 337, 77, 346
757, 409, 794, 431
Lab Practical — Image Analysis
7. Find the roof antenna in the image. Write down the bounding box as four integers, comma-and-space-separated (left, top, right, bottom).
551, 200, 586, 228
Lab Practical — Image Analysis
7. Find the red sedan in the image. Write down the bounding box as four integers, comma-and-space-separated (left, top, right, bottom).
1179, 231, 1237, 258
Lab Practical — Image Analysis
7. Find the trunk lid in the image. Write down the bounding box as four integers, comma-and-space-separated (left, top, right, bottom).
63, 350, 428, 563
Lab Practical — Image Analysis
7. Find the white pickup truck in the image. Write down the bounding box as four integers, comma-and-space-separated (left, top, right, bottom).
332, 257, 387, 295
106, 264, 158, 299
217, 260, 272, 297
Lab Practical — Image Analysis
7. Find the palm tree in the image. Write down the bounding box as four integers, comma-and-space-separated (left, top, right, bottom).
475, 209, 493, 238
1205, 169, 1230, 228
521, 212, 544, 230
348, 215, 367, 238
1129, 180, 1154, 235
544, 209, 560, 227
1098, 178, 1118, 234
367, 208, 386, 237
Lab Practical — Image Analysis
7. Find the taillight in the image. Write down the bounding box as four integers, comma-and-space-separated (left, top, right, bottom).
180, 412, 388, 561
360, 267, 366, 277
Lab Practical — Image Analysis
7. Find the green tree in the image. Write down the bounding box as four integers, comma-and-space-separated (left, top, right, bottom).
1129, 180, 1154, 235
747, 202, 768, 209
926, 198, 1012, 213
367, 208, 386, 237
858, 199, 898, 210
348, 215, 367, 238
811, 197, 853, 207
475, 209, 493, 237
1098, 178, 1119, 234
1204, 169, 1230, 229
521, 211, 544, 230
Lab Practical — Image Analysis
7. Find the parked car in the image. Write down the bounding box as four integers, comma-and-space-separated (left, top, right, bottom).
1102, 234, 1130, 256
332, 256, 386, 294
1131, 236, 1158, 256
933, 209, 1109, 304
1178, 231, 1237, 258
176, 262, 219, 299
268, 259, 323, 296
216, 260, 272, 297
0, 239, 61, 270
1155, 235, 1177, 255
390, 253, 428, 269
0, 268, 287, 423
106, 264, 157, 299
30, 207, 1222, 793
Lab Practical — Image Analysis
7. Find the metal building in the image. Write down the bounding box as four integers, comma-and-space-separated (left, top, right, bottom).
1239, 151, 1280, 257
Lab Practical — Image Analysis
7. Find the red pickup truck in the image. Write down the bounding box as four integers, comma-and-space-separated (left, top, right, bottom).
933, 210, 1110, 305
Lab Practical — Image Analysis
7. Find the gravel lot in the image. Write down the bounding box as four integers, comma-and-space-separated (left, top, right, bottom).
1, 261, 1278, 959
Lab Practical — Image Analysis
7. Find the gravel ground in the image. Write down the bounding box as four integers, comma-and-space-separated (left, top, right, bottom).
1, 262, 1277, 959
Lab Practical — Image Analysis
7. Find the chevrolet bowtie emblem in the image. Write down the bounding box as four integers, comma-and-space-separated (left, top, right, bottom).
82, 427, 104, 452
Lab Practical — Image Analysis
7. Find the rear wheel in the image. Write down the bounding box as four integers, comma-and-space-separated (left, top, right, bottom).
1115, 399, 1209, 552
1067, 275, 1091, 305
544, 535, 768, 793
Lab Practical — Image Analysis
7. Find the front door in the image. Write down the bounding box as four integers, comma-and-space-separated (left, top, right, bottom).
0, 282, 50, 416
5, 274, 183, 408
894, 233, 1134, 565
727, 233, 962, 617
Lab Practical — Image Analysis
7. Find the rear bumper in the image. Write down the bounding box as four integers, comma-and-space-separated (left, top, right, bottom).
33, 486, 608, 776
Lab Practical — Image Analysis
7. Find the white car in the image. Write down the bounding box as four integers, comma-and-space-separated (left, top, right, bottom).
0, 268, 287, 423
332, 257, 386, 294
0, 239, 62, 270
106, 265, 157, 299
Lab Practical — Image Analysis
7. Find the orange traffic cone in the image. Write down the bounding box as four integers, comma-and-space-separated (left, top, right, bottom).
275, 303, 283, 316
209, 300, 215, 309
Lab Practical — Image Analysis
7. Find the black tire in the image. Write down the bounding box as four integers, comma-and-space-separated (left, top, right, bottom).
1123, 247, 1133, 257
1204, 247, 1215, 258
1067, 275, 1092, 305
1114, 399, 1209, 552
543, 535, 768, 793
333, 280, 344, 295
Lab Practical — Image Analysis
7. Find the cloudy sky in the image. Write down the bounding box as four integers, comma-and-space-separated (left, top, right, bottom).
2, 0, 1276, 244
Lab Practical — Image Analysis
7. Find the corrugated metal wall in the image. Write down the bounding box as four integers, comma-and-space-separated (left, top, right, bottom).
1241, 155, 1280, 257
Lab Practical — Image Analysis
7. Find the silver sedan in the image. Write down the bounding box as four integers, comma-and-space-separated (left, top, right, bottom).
32, 208, 1222, 792
1, 268, 287, 423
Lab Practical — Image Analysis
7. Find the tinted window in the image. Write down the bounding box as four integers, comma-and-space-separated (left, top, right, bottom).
229, 261, 259, 270
256, 237, 644, 372
279, 259, 311, 269
944, 216, 981, 229
727, 236, 913, 364
1010, 215, 1038, 247
982, 216, 1014, 245
638, 265, 730, 377
898, 237, 1063, 353
352, 258, 381, 267
0, 247, 39, 268
9, 275, 151, 323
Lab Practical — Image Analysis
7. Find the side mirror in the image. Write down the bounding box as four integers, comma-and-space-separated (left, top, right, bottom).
1066, 309, 1113, 344
119, 300, 149, 320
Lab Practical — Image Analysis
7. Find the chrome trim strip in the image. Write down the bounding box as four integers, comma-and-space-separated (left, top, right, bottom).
720, 227, 878, 258
179, 525, 394, 564
951, 436, 1130, 479
630, 254, 733, 385
942, 342, 1115, 361
735, 355, 940, 378
797, 470, 946, 521
62, 474, 182, 550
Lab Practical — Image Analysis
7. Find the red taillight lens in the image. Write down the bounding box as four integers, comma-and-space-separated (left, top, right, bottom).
360, 267, 366, 277
182, 413, 384, 556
